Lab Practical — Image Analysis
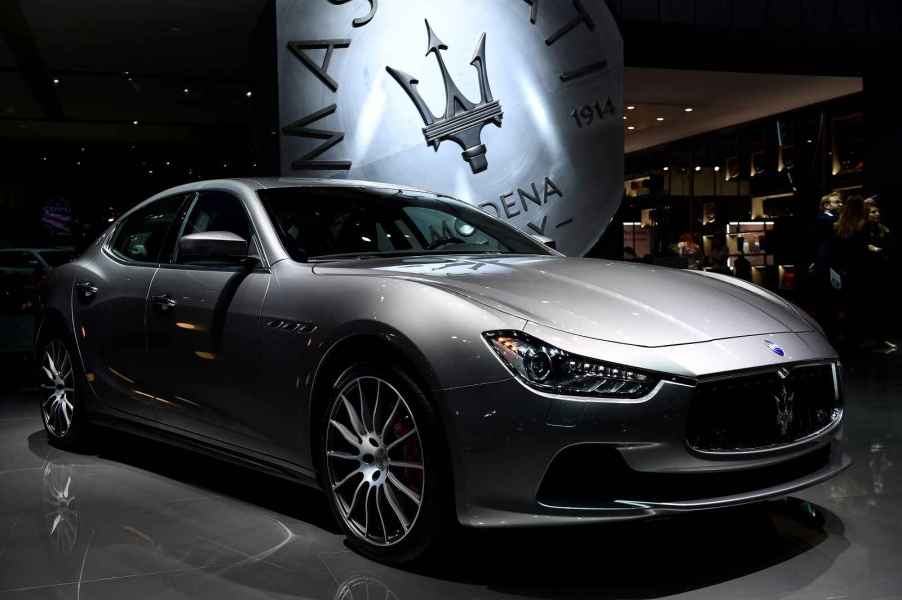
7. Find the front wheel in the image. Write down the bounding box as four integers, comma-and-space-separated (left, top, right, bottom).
318, 363, 447, 564
39, 337, 89, 449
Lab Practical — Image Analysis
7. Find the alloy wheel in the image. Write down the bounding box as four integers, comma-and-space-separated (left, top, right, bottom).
40, 340, 76, 439
325, 376, 425, 547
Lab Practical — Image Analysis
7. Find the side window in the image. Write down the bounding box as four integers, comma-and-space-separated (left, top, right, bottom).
111, 195, 187, 263
175, 191, 254, 266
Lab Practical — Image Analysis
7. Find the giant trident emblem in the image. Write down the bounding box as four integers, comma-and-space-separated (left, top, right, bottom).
386, 20, 504, 174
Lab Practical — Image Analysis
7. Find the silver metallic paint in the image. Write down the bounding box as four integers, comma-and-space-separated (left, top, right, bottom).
42, 178, 848, 529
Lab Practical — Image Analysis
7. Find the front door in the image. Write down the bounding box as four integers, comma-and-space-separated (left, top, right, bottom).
144, 190, 272, 451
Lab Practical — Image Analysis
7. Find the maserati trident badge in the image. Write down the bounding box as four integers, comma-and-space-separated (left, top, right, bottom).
386, 21, 503, 174
276, 0, 623, 255
765, 340, 786, 357
775, 367, 795, 437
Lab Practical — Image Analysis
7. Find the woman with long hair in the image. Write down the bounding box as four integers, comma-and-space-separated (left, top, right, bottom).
832, 194, 873, 352
835, 194, 868, 240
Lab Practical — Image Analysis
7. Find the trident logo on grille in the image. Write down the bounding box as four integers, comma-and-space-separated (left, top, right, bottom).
386, 20, 504, 174
774, 367, 795, 437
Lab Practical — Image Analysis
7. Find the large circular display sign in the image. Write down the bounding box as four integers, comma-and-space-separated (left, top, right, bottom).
276, 0, 623, 256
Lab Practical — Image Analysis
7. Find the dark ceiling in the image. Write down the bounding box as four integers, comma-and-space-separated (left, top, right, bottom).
0, 0, 891, 151
0, 0, 269, 144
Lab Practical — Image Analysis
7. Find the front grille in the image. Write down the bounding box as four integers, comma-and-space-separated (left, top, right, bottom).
686, 363, 841, 453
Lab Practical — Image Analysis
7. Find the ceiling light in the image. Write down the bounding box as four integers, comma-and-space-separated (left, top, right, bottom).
714, 166, 721, 172
684, 107, 694, 112
656, 117, 664, 122
627, 105, 636, 110
52, 78, 60, 85
623, 116, 627, 120
132, 120, 139, 125
183, 88, 190, 94
695, 166, 702, 171
627, 126, 635, 131
663, 167, 670, 171
245, 91, 253, 98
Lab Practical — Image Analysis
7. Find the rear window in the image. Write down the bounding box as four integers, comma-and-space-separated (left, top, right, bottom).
111, 194, 188, 263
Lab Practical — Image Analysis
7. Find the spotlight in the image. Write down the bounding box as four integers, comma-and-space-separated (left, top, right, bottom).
695, 166, 702, 172
656, 117, 664, 122
245, 91, 253, 98
52, 78, 60, 85
132, 120, 139, 125
684, 107, 694, 112
626, 105, 636, 110
627, 126, 636, 131
663, 167, 670, 171
714, 166, 721, 172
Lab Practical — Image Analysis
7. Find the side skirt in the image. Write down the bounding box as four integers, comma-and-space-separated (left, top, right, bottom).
87, 411, 321, 490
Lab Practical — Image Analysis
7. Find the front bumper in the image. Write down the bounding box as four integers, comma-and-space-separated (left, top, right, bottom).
439, 330, 849, 528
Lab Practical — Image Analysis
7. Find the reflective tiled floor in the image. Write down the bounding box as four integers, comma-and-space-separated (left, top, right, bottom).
0, 353, 899, 599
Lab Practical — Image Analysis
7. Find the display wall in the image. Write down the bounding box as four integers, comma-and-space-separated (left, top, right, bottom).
270, 0, 624, 256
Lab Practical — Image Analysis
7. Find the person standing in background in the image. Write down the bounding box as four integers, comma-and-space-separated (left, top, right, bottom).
831, 195, 871, 353
806, 192, 844, 338
864, 198, 897, 353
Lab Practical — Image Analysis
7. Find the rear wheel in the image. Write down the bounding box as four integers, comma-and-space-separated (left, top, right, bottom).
39, 337, 88, 449
319, 363, 446, 564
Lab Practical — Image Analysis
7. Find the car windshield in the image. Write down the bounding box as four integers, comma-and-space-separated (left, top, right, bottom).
258, 187, 552, 261
38, 250, 75, 267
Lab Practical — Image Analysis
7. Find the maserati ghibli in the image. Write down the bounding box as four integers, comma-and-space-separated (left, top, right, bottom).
38, 178, 849, 563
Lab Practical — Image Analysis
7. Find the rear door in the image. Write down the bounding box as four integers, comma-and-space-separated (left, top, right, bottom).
72, 193, 190, 419
144, 190, 272, 449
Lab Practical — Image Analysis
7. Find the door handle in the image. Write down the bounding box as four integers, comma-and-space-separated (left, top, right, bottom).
75, 280, 98, 300
150, 293, 177, 312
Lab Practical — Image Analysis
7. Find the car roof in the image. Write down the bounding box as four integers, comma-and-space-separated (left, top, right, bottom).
149, 177, 441, 200
248, 177, 433, 195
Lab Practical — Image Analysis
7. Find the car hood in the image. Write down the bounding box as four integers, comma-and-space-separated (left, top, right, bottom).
313, 255, 813, 347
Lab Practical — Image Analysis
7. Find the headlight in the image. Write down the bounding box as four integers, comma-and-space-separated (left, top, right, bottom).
483, 331, 659, 399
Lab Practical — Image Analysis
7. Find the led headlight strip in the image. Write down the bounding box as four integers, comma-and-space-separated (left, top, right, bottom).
483, 331, 659, 399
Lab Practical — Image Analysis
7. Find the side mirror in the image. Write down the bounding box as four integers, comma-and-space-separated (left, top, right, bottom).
178, 231, 249, 264
530, 234, 557, 250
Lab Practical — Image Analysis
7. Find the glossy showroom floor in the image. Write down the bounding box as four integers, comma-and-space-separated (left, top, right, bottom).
0, 354, 899, 600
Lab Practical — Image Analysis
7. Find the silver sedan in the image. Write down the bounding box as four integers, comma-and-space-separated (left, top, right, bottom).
38, 178, 849, 563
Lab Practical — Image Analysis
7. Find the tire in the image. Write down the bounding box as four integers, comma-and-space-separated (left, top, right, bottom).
38, 336, 89, 450
317, 362, 448, 564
